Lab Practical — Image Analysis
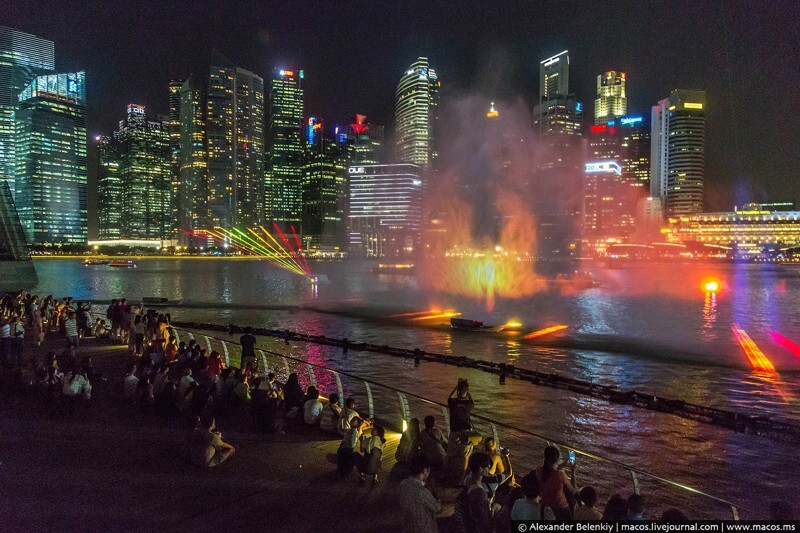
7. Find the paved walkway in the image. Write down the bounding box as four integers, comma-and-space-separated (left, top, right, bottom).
0, 336, 453, 532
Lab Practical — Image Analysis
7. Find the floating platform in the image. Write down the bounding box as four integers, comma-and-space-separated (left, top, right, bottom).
307, 274, 330, 284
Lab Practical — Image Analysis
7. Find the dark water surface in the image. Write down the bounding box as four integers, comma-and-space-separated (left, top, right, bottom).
31, 258, 800, 517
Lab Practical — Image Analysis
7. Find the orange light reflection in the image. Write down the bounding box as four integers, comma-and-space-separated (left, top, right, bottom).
732, 325, 777, 374
523, 324, 568, 340
411, 312, 462, 321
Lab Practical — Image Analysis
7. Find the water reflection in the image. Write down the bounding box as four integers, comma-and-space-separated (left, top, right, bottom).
701, 292, 718, 336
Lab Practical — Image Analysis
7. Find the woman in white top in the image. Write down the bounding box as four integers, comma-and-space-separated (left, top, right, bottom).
302, 387, 324, 425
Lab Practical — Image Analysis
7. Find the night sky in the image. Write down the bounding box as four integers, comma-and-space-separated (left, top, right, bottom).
6, 0, 800, 218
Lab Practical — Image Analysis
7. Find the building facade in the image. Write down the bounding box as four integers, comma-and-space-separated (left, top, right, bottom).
348, 163, 422, 258
0, 26, 55, 196
594, 71, 627, 125
266, 68, 304, 229
532, 50, 583, 258
539, 50, 569, 102
102, 104, 172, 240
301, 141, 347, 250
665, 204, 800, 259
650, 89, 706, 217
14, 71, 87, 245
173, 77, 208, 245
394, 58, 439, 169
207, 52, 264, 229
96, 134, 121, 240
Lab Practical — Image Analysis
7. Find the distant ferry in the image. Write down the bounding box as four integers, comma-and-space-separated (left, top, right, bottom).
82, 259, 110, 266
450, 317, 484, 330
108, 260, 137, 268
550, 271, 597, 290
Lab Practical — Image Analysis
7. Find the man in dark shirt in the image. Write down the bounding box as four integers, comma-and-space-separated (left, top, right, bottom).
240, 327, 257, 371
446, 378, 477, 483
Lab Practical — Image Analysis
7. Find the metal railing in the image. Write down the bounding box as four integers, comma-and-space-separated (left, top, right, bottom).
171, 326, 746, 520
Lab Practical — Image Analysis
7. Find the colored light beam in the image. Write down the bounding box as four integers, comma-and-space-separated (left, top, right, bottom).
769, 332, 800, 360
411, 311, 462, 321
388, 309, 443, 318
192, 226, 312, 277
523, 325, 568, 340
732, 325, 777, 373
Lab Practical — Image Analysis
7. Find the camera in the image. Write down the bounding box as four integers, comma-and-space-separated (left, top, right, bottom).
501, 446, 510, 456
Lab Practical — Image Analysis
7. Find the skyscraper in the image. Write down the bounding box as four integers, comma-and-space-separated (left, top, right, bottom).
96, 134, 121, 240
650, 89, 706, 216
302, 139, 347, 249
394, 58, 440, 168
532, 50, 583, 258
594, 71, 627, 125
207, 51, 265, 229
539, 50, 569, 102
167, 79, 183, 236
0, 26, 55, 196
346, 114, 384, 165
348, 163, 422, 258
14, 71, 87, 245
266, 67, 304, 230
174, 77, 208, 245
120, 104, 171, 240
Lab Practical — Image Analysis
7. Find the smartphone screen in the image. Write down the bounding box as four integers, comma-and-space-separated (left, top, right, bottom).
568, 450, 576, 464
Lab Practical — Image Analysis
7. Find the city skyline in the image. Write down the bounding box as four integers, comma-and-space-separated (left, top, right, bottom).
5, 0, 798, 220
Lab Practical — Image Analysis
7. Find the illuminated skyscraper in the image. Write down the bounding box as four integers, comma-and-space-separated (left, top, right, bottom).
539, 50, 569, 102
532, 50, 583, 258
0, 26, 55, 196
348, 163, 422, 258
394, 58, 439, 168
594, 71, 627, 125
650, 89, 706, 216
99, 104, 171, 240
266, 68, 304, 230
346, 114, 384, 165
207, 51, 264, 228
302, 139, 347, 249
167, 79, 183, 235
173, 77, 208, 245
96, 133, 121, 240
14, 72, 86, 245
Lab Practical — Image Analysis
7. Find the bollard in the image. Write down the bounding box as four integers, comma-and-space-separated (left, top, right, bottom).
342, 338, 349, 357
499, 363, 507, 384
413, 348, 421, 366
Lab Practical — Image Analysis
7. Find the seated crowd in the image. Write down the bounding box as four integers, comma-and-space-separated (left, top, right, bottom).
5, 290, 786, 531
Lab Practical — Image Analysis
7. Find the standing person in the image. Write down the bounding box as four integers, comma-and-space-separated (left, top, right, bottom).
64, 311, 79, 356
446, 378, 477, 482
398, 456, 442, 533
337, 416, 364, 477
1, 316, 11, 368
240, 327, 257, 371
206, 351, 224, 383
123, 364, 139, 400
132, 315, 146, 357
532, 446, 577, 521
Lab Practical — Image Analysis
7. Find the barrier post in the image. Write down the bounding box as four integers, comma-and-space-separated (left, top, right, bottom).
221, 341, 230, 367
259, 350, 268, 374
203, 335, 212, 354
398, 392, 411, 430
442, 406, 451, 438
364, 381, 375, 419
630, 470, 640, 495
490, 422, 499, 448
335, 374, 344, 407
306, 363, 317, 388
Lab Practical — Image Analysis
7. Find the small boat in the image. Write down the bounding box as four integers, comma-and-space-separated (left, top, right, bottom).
306, 274, 331, 284
108, 260, 137, 268
82, 259, 110, 266
450, 317, 484, 330
550, 271, 598, 290
142, 297, 180, 307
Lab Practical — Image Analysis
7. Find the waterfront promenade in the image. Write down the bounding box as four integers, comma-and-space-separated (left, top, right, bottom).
0, 337, 440, 532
